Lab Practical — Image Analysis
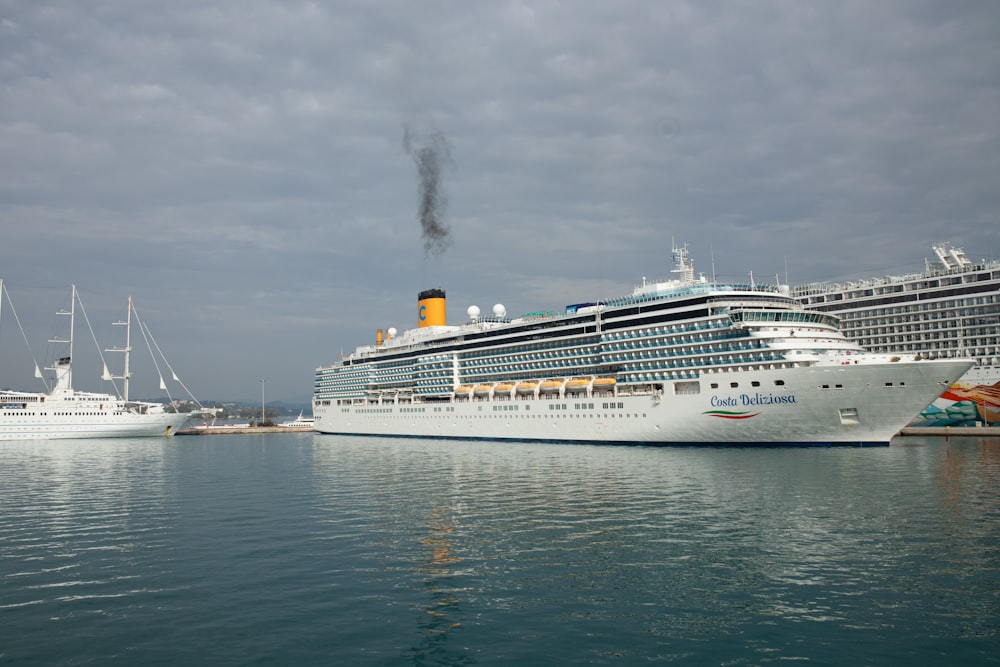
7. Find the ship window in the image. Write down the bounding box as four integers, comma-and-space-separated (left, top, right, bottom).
710, 383, 719, 389
774, 380, 785, 386
730, 382, 739, 388
751, 381, 760, 387
674, 381, 700, 395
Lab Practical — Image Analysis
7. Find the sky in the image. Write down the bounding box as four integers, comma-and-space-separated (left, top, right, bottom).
2, 1, 999, 404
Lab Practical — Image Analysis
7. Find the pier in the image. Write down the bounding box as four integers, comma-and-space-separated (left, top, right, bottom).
899, 425, 1000, 437
177, 425, 314, 436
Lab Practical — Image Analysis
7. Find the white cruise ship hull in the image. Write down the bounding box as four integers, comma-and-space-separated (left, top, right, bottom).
315, 361, 966, 446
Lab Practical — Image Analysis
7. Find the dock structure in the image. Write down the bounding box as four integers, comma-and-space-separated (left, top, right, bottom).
899, 426, 1000, 437
178, 425, 314, 435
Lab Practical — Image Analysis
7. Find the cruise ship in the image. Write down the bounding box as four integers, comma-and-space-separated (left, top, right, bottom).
0, 283, 191, 440
313, 246, 971, 445
794, 244, 1000, 427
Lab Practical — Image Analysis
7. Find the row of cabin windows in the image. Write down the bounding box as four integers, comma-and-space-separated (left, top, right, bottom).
709, 380, 785, 389
710, 379, 905, 390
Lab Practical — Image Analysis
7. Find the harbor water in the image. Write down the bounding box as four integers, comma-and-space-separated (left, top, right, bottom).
1, 433, 998, 665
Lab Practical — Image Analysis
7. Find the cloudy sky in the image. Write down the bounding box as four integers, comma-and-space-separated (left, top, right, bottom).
2, 1, 998, 404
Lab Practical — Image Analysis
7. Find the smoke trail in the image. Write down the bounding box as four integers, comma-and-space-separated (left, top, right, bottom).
402, 123, 453, 257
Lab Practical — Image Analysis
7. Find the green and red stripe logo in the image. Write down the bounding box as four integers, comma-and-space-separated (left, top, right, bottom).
703, 410, 760, 420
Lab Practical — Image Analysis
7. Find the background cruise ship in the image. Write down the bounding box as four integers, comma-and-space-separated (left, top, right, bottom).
794, 244, 1000, 426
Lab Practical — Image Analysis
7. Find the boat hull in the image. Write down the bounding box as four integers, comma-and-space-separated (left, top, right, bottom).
910, 366, 1000, 427
314, 361, 968, 446
0, 412, 190, 441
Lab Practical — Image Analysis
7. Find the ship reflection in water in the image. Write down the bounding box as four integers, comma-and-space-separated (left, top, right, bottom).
408, 505, 466, 662
2, 434, 998, 664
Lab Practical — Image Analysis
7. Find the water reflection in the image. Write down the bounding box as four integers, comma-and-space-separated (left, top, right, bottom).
0, 439, 173, 661
406, 505, 469, 665
0, 439, 170, 591
5, 434, 994, 664
308, 435, 1000, 662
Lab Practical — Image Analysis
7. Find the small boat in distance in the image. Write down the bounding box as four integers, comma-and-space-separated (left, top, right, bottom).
279, 412, 315, 430
0, 282, 195, 440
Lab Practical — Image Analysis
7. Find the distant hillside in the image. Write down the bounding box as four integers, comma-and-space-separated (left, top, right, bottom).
139, 397, 313, 417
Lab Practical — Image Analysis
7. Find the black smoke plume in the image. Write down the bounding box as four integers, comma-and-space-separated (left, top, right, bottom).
402, 123, 453, 257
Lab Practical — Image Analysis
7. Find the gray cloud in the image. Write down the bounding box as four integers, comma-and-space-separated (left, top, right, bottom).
2, 1, 999, 401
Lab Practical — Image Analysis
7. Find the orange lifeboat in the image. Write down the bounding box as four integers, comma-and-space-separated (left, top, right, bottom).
539, 379, 563, 394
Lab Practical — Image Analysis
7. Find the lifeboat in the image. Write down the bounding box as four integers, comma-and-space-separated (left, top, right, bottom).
592, 378, 617, 392
565, 379, 590, 393
454, 385, 473, 396
494, 383, 515, 394
539, 380, 563, 394
516, 381, 538, 394
473, 385, 493, 397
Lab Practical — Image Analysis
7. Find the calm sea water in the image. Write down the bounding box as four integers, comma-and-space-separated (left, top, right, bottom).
1, 433, 998, 666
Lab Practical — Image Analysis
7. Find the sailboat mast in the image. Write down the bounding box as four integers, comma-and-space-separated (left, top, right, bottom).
107, 296, 134, 401
68, 284, 76, 390
123, 296, 132, 402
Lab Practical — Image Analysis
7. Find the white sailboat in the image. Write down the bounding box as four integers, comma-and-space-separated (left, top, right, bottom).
0, 282, 194, 440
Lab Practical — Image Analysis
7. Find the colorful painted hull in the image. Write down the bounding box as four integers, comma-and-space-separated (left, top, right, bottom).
910, 370, 1000, 427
